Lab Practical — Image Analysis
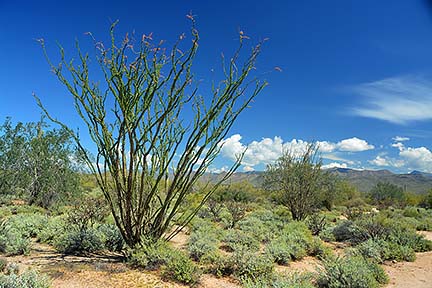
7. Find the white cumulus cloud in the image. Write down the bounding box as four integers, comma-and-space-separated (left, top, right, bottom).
399, 146, 432, 172
337, 137, 375, 152
219, 134, 373, 170
321, 162, 348, 169
388, 142, 432, 172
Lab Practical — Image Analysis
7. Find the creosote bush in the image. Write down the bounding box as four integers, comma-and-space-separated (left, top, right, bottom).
129, 239, 200, 284
317, 256, 389, 288
242, 272, 315, 288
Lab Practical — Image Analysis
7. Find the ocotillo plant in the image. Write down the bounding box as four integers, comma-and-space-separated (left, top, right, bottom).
35, 17, 266, 247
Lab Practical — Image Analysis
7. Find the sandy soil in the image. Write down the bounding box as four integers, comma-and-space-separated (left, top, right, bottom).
383, 231, 432, 288
3, 231, 432, 287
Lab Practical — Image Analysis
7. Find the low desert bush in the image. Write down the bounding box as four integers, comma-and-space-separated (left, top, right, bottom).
222, 229, 260, 252
317, 255, 389, 288
387, 226, 432, 252
209, 248, 274, 282
161, 249, 201, 284
53, 228, 103, 255
129, 240, 200, 284
6, 214, 47, 238
187, 229, 220, 263
97, 224, 124, 252
307, 213, 328, 236
0, 269, 50, 288
242, 272, 315, 288
264, 238, 292, 265
0, 221, 31, 256
232, 248, 274, 282
129, 239, 174, 270
37, 216, 66, 244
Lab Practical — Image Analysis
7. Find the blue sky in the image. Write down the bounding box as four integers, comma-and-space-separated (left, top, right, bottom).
1, 0, 432, 173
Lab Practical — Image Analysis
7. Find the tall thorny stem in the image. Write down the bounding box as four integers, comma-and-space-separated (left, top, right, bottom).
35, 17, 266, 247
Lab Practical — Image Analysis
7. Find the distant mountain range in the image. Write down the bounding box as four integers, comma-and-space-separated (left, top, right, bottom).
203, 169, 432, 194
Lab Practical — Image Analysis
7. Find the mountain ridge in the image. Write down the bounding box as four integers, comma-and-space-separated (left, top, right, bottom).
204, 168, 432, 194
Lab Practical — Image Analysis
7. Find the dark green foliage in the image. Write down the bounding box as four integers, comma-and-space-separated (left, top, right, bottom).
306, 213, 328, 236
317, 256, 389, 288
264, 143, 338, 221
54, 228, 103, 255
0, 117, 81, 209
97, 224, 125, 252
369, 182, 405, 208
332, 216, 389, 245
420, 189, 432, 208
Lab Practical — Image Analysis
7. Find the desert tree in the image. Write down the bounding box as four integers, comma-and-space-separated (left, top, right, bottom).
35, 17, 266, 247
264, 143, 331, 221
0, 117, 81, 208
369, 182, 405, 208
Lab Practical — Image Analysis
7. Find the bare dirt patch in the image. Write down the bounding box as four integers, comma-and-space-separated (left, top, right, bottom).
383, 231, 432, 288
5, 242, 187, 288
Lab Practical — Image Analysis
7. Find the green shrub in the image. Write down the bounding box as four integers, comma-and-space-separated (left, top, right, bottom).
243, 272, 315, 288
129, 239, 173, 270
388, 226, 432, 252
232, 248, 274, 282
380, 241, 416, 262
53, 228, 103, 255
0, 269, 50, 288
37, 216, 66, 244
0, 231, 31, 256
97, 224, 124, 252
0, 257, 7, 272
351, 239, 383, 263
319, 227, 336, 242
402, 206, 420, 218
223, 229, 260, 252
161, 249, 201, 284
332, 216, 389, 245
187, 231, 220, 263
265, 238, 292, 265
209, 248, 274, 282
306, 213, 328, 236
309, 237, 334, 260
317, 256, 388, 288
237, 210, 284, 243
416, 217, 432, 231
6, 214, 47, 238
